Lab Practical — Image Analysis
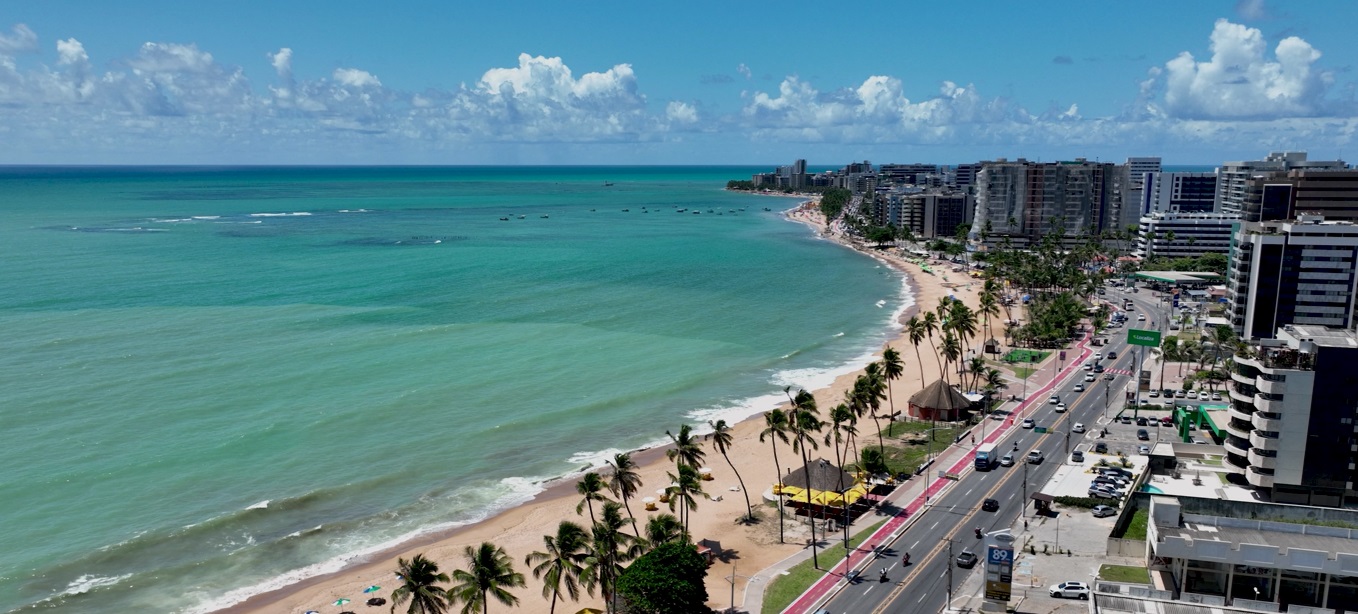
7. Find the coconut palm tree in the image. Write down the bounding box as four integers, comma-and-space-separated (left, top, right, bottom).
760, 409, 792, 543
604, 453, 642, 537
390, 554, 451, 614
858, 365, 888, 454
826, 403, 855, 474
575, 472, 608, 527
789, 408, 824, 569
665, 463, 708, 538
447, 542, 525, 614
707, 419, 754, 522
665, 424, 706, 470
881, 346, 904, 421
525, 521, 591, 614
921, 311, 944, 378
643, 513, 684, 548
941, 331, 961, 384
582, 501, 643, 613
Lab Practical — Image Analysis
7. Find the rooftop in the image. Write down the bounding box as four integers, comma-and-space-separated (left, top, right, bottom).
1133, 271, 1223, 284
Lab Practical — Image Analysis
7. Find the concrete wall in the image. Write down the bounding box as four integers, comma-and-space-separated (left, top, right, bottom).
1174, 495, 1358, 525
1106, 538, 1147, 557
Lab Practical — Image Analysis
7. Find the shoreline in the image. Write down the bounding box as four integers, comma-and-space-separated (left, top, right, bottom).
234, 202, 979, 614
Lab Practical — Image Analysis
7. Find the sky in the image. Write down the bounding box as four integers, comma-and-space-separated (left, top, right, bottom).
2, 0, 1357, 166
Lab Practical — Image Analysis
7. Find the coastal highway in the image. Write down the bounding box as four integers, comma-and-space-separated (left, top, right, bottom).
814, 285, 1166, 614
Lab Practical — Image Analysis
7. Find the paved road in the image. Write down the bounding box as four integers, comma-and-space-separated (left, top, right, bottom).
810, 286, 1166, 614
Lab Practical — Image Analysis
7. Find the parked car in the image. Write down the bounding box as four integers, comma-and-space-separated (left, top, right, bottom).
1050, 581, 1092, 600
1099, 467, 1133, 479
956, 549, 979, 568
1088, 487, 1119, 499
982, 498, 999, 512
1175, 390, 1186, 398
1160, 416, 1174, 426
1026, 450, 1044, 464
1092, 505, 1117, 518
1093, 442, 1108, 454
1071, 450, 1085, 462
1137, 428, 1150, 440
1092, 476, 1127, 489
1000, 453, 1015, 467
1139, 445, 1151, 455
1211, 392, 1222, 401
1198, 391, 1210, 400
1119, 415, 1132, 424
1136, 416, 1148, 426
1148, 390, 1160, 398
1021, 418, 1035, 429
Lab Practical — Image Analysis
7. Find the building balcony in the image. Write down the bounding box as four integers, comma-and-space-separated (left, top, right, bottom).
1227, 385, 1254, 404
1224, 419, 1252, 439
1231, 371, 1255, 386
1247, 467, 1275, 488
1248, 449, 1278, 470
1223, 438, 1250, 459
1255, 378, 1287, 394
1223, 453, 1248, 475
1252, 395, 1285, 413
1227, 404, 1255, 423
1250, 431, 1281, 452
1252, 413, 1282, 432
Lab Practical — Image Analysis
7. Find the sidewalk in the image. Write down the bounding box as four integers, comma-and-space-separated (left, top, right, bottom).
774, 334, 1096, 614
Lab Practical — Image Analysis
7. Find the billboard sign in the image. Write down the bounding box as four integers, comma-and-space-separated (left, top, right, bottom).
984, 544, 1014, 601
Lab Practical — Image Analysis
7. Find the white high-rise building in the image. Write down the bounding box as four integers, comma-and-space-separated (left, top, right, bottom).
1217, 152, 1347, 215
1122, 157, 1162, 229
1143, 172, 1218, 214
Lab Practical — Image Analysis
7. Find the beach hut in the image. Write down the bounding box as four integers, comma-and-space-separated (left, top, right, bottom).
907, 379, 973, 422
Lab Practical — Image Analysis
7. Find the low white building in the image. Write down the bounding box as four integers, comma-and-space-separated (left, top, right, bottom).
1136, 212, 1239, 259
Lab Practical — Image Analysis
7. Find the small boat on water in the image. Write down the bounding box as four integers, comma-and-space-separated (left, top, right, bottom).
603, 182, 614, 187
763, 207, 771, 211
518, 215, 526, 219
622, 209, 630, 212
540, 214, 550, 219
692, 210, 700, 215
499, 217, 509, 221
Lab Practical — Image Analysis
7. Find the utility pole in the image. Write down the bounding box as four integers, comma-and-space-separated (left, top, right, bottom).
1065, 428, 1071, 455
946, 538, 955, 606
1022, 461, 1029, 515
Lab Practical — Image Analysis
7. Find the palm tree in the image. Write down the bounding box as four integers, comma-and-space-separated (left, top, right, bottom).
760, 409, 792, 543
390, 554, 451, 614
604, 453, 642, 537
448, 542, 526, 614
582, 501, 642, 613
575, 472, 608, 527
707, 419, 754, 522
525, 521, 591, 614
827, 403, 855, 473
859, 365, 888, 454
643, 513, 684, 548
881, 346, 904, 422
921, 311, 944, 378
665, 463, 708, 538
790, 407, 824, 569
665, 424, 706, 470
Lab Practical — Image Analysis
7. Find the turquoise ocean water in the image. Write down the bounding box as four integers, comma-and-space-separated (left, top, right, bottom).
0, 167, 909, 613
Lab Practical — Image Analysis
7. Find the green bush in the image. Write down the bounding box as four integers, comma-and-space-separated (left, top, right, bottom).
1053, 496, 1104, 509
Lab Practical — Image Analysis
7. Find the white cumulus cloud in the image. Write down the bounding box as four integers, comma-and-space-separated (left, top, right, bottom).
0, 23, 37, 55
333, 67, 380, 88
666, 101, 698, 124
1160, 19, 1333, 119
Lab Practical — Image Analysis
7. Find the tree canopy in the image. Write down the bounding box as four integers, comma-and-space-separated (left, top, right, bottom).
613, 542, 712, 614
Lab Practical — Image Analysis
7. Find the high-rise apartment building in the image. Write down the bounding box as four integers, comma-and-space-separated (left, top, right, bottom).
878, 164, 939, 186
1227, 215, 1358, 339
1142, 172, 1218, 214
953, 163, 980, 189
1217, 152, 1347, 215
972, 158, 1126, 247
884, 191, 975, 238
1241, 169, 1358, 223
1136, 212, 1237, 258
1227, 325, 1358, 506
1122, 157, 1162, 230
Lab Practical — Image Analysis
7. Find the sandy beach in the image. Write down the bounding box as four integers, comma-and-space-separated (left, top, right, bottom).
237, 202, 982, 614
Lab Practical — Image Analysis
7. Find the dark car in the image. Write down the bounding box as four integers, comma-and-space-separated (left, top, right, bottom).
1093, 364, 1105, 373
1107, 351, 1117, 359
1137, 428, 1150, 440
1136, 417, 1148, 426
956, 549, 979, 568
1094, 442, 1108, 454
982, 498, 1000, 512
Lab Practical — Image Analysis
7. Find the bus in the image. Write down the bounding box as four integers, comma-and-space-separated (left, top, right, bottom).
975, 442, 999, 470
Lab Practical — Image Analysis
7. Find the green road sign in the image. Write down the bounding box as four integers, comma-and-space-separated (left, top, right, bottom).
1128, 328, 1162, 347
1035, 427, 1048, 434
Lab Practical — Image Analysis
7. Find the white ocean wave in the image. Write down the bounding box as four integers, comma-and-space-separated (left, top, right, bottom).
61, 573, 133, 596
247, 212, 312, 217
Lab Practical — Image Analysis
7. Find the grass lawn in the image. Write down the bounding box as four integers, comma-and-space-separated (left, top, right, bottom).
1002, 349, 1050, 364
762, 519, 889, 614
1007, 365, 1039, 379
872, 422, 962, 476
1099, 564, 1150, 584
1123, 508, 1149, 541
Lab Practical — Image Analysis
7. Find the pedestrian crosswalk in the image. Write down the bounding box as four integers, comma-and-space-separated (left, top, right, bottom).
1104, 368, 1133, 376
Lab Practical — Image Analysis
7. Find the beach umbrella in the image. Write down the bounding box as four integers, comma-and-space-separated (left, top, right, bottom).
333, 598, 351, 606
305, 611, 319, 614
362, 585, 380, 593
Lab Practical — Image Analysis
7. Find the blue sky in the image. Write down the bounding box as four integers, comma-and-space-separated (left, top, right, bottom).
2, 0, 1356, 165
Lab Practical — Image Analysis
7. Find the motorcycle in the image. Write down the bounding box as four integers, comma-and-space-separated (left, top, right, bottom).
974, 527, 983, 539
879, 569, 888, 582
903, 552, 911, 565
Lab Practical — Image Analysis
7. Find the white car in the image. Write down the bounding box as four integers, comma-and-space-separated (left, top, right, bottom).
1000, 453, 1015, 467
1199, 391, 1210, 400
1083, 363, 1093, 371
1212, 392, 1222, 401
1055, 403, 1068, 413
1138, 314, 1146, 321
1049, 395, 1060, 405
1072, 423, 1085, 433
1084, 373, 1095, 382
1073, 383, 1085, 392
1048, 581, 1091, 600
1093, 352, 1103, 360
1022, 418, 1036, 429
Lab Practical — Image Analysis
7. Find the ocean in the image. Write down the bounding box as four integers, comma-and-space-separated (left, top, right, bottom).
0, 166, 910, 613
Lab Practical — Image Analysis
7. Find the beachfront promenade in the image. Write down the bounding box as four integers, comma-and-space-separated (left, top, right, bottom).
741, 332, 1095, 614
